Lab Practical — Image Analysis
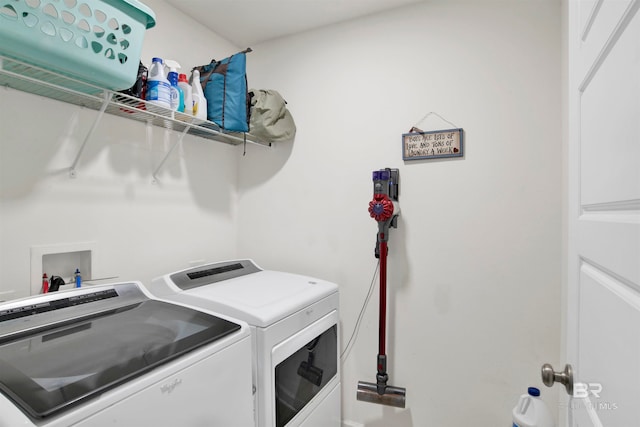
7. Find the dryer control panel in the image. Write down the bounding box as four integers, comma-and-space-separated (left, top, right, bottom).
170, 259, 262, 291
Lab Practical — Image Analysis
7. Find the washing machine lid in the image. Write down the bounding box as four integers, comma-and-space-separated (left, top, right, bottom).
0, 283, 242, 420
154, 260, 338, 328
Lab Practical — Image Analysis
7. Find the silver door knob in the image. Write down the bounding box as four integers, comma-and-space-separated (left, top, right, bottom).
541, 363, 573, 396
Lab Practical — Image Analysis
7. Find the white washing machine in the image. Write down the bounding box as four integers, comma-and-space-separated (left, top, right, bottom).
150, 259, 341, 427
0, 282, 254, 427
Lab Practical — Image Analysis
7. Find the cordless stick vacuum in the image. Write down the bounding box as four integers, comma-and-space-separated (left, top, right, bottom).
357, 168, 407, 409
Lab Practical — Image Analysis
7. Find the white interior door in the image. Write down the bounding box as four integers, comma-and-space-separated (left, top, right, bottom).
566, 0, 640, 426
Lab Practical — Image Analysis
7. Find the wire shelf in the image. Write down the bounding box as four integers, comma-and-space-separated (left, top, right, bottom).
0, 55, 268, 147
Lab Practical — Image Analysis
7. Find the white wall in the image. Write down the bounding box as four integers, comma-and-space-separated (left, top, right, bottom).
0, 0, 244, 300
239, 0, 563, 425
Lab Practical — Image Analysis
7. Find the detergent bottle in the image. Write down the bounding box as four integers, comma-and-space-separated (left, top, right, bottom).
165, 59, 184, 112
191, 69, 207, 121
74, 268, 82, 288
178, 73, 193, 116
512, 387, 555, 427
146, 57, 171, 109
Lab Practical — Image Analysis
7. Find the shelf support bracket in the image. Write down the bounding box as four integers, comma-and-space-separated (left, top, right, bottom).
151, 124, 192, 184
69, 90, 113, 178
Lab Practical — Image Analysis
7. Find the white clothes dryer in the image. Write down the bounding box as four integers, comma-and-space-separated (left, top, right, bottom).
0, 282, 254, 427
150, 259, 341, 427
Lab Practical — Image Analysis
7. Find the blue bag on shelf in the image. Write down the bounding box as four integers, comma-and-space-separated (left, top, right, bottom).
193, 48, 251, 132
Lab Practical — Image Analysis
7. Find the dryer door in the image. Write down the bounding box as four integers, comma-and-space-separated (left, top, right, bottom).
0, 297, 240, 419
272, 311, 339, 427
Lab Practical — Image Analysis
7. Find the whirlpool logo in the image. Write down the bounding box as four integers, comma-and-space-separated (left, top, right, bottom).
160, 378, 182, 394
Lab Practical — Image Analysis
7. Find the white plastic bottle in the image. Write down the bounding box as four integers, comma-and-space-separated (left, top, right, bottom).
146, 57, 171, 109
191, 69, 207, 121
512, 387, 555, 427
178, 73, 193, 116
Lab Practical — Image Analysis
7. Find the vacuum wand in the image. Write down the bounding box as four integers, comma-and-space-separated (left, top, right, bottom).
377, 239, 388, 394
357, 168, 406, 409
379, 239, 387, 360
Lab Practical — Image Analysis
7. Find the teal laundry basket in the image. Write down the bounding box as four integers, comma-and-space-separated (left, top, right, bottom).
0, 0, 155, 90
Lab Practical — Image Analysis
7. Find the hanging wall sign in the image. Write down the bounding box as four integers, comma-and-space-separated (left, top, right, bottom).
402, 128, 464, 161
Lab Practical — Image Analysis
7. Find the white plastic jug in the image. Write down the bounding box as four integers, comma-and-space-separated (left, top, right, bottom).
146, 57, 171, 109
191, 69, 207, 121
512, 387, 555, 427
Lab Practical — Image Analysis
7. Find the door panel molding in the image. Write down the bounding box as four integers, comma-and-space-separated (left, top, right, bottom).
579, 0, 638, 92
578, 221, 640, 287
581, 0, 604, 41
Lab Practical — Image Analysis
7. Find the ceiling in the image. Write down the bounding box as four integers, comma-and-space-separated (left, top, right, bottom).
164, 0, 425, 46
